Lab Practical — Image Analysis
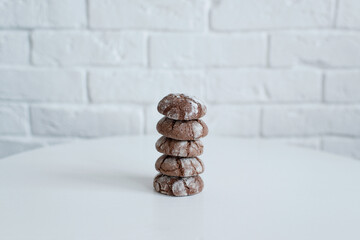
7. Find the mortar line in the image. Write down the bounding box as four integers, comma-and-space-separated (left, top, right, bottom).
259, 107, 264, 137
85, 0, 91, 29
146, 33, 151, 68
84, 71, 91, 103
319, 137, 324, 150
206, 0, 211, 33
143, 105, 147, 135
332, 0, 340, 28
28, 30, 33, 65
26, 103, 33, 137
321, 71, 326, 103
266, 33, 271, 68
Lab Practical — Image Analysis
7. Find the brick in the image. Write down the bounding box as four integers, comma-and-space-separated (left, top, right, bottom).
337, 0, 360, 28
145, 104, 163, 135
31, 106, 144, 137
211, 0, 334, 30
148, 105, 260, 136
263, 107, 323, 136
0, 32, 29, 65
0, 0, 86, 28
329, 108, 360, 136
263, 106, 360, 136
150, 34, 266, 68
0, 139, 42, 159
270, 32, 360, 67
325, 71, 360, 102
207, 105, 260, 136
0, 70, 85, 102
207, 69, 321, 103
32, 31, 145, 66
323, 137, 360, 159
89, 0, 205, 30
263, 137, 321, 149
89, 70, 205, 103
0, 105, 27, 135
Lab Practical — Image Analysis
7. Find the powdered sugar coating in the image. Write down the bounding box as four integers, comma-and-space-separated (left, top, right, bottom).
185, 100, 198, 119
157, 93, 207, 120
154, 93, 207, 197
184, 177, 202, 193
178, 141, 188, 156
155, 155, 205, 177
155, 136, 203, 157
172, 181, 187, 196
192, 121, 203, 139
156, 117, 208, 140
153, 174, 171, 194
153, 174, 204, 197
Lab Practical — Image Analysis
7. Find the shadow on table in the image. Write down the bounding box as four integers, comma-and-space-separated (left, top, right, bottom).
49, 169, 154, 193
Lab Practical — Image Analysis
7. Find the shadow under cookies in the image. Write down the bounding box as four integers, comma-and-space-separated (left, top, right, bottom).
48, 167, 154, 193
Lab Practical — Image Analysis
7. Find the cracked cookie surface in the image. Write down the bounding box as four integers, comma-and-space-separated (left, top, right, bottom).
155, 136, 203, 157
153, 174, 204, 197
157, 93, 207, 120
156, 117, 208, 140
155, 155, 204, 177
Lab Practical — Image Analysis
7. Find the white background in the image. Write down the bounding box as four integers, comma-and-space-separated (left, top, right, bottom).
0, 0, 359, 159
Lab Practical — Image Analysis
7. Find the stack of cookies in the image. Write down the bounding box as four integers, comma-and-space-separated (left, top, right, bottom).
153, 93, 208, 197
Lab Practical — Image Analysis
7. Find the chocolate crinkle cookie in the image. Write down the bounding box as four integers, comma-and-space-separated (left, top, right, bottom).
155, 155, 205, 177
153, 93, 207, 197
157, 93, 207, 120
155, 136, 203, 157
156, 117, 208, 140
153, 174, 204, 197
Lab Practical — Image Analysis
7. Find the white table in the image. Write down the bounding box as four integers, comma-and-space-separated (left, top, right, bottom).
0, 136, 359, 240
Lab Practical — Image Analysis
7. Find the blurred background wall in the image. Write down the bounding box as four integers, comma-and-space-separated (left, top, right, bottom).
0, 0, 359, 159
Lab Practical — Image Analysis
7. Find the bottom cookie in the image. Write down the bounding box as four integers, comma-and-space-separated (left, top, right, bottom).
153, 174, 204, 197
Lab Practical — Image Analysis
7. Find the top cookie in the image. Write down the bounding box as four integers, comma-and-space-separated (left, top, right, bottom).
157, 93, 207, 120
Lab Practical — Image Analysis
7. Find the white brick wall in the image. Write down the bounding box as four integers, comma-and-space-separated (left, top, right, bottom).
0, 0, 86, 28
210, 0, 335, 30
0, 0, 359, 160
0, 32, 29, 64
32, 31, 146, 66
337, 0, 360, 28
0, 104, 27, 135
89, 70, 205, 103
0, 70, 85, 102
30, 105, 144, 137
207, 70, 322, 103
270, 32, 360, 67
150, 34, 267, 68
325, 71, 360, 102
207, 105, 261, 137
89, 0, 206, 30
262, 106, 360, 136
